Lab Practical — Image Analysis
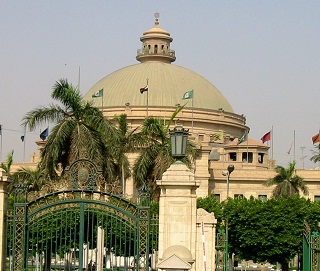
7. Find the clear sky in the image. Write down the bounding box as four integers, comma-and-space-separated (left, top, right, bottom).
0, 1, 319, 169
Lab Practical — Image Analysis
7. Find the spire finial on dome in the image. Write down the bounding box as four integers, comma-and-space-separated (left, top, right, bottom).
154, 12, 160, 26
136, 14, 176, 64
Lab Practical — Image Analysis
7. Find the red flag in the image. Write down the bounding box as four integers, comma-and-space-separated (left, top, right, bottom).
261, 131, 271, 143
312, 133, 320, 144
140, 85, 148, 94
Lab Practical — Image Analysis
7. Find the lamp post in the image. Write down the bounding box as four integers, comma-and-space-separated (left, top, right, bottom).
169, 124, 189, 159
224, 164, 234, 271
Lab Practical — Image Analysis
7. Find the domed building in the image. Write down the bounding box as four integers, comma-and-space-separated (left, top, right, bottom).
82, 15, 276, 200
16, 15, 320, 202
4, 16, 320, 271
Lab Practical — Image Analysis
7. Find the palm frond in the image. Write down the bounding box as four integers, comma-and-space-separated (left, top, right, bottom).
70, 123, 107, 163
165, 103, 187, 132
0, 150, 14, 174
12, 166, 48, 192
51, 79, 82, 111
40, 119, 76, 176
22, 105, 65, 130
266, 161, 308, 198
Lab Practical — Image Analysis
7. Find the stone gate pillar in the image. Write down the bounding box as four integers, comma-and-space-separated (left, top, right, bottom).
196, 208, 217, 271
156, 161, 200, 270
0, 170, 11, 271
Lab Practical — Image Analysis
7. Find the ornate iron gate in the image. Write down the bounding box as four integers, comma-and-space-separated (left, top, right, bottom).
303, 221, 320, 271
7, 159, 152, 271
215, 229, 226, 271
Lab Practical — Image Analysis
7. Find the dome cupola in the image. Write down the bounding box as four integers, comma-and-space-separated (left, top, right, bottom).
84, 15, 235, 113
136, 13, 176, 64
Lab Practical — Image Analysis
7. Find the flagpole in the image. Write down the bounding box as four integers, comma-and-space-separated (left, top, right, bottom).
246, 131, 249, 163
293, 130, 296, 163
78, 66, 81, 92
147, 89, 149, 117
23, 137, 26, 164
147, 79, 149, 117
102, 90, 104, 111
191, 90, 194, 133
271, 126, 274, 161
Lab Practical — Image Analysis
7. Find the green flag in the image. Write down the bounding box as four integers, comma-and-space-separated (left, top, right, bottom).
182, 90, 193, 99
238, 131, 248, 145
92, 89, 103, 98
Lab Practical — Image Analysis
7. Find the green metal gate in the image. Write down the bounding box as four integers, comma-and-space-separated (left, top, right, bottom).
215, 229, 226, 271
303, 221, 320, 271
7, 159, 152, 271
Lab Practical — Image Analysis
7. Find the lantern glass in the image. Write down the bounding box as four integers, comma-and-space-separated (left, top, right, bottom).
169, 125, 189, 159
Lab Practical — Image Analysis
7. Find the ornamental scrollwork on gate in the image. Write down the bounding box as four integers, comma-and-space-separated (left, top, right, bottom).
66, 159, 101, 190
22, 159, 124, 203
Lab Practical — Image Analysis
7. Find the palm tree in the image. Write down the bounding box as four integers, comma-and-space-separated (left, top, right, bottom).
0, 150, 15, 193
112, 114, 146, 195
133, 107, 197, 199
265, 161, 309, 199
0, 150, 14, 176
12, 166, 48, 192
22, 79, 116, 178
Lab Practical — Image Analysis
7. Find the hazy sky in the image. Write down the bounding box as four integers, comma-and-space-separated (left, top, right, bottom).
0, 1, 319, 169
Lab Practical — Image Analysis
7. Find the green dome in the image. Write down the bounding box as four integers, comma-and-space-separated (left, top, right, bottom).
84, 62, 233, 112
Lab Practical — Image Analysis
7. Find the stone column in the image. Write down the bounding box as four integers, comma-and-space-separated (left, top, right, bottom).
157, 161, 200, 269
97, 226, 105, 271
0, 170, 11, 271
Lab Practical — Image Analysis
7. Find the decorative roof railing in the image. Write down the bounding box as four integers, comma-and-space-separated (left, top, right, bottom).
137, 48, 175, 58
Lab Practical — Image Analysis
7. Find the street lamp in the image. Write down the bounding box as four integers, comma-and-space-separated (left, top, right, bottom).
224, 164, 234, 271
169, 124, 189, 159
226, 165, 234, 199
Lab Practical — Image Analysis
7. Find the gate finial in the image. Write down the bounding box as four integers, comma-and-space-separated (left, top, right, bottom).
138, 182, 150, 206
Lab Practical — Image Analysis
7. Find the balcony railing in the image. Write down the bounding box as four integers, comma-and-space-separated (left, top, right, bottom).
137, 48, 175, 58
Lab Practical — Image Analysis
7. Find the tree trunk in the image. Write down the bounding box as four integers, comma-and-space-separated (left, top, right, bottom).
121, 164, 125, 195
281, 262, 289, 271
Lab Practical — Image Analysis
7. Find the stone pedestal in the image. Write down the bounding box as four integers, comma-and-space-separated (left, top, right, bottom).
157, 161, 200, 270
157, 162, 217, 271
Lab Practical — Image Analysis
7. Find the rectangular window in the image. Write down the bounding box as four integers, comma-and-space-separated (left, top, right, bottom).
242, 152, 253, 163
258, 153, 264, 163
214, 194, 221, 202
258, 195, 267, 201
315, 196, 320, 202
234, 194, 244, 199
229, 152, 237, 161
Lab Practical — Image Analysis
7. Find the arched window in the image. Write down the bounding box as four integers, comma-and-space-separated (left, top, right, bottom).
154, 45, 158, 53
161, 45, 165, 54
